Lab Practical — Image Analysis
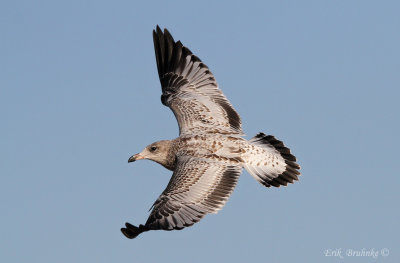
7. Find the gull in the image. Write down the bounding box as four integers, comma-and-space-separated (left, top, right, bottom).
121, 26, 301, 239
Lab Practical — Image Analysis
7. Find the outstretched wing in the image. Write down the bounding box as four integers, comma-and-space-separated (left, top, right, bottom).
121, 157, 242, 238
153, 26, 243, 136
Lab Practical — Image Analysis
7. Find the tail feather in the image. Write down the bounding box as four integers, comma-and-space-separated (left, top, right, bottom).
244, 132, 301, 188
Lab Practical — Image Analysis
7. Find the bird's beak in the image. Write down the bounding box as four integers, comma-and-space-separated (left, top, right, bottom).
128, 153, 144, 163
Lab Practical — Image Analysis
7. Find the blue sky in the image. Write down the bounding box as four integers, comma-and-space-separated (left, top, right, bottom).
1, 1, 399, 262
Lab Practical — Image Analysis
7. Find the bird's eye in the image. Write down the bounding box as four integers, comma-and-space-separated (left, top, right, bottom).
150, 146, 157, 152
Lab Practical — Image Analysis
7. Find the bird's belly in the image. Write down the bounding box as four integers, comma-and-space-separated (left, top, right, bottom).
176, 135, 245, 164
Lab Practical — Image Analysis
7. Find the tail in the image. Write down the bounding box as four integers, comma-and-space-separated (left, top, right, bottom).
244, 133, 301, 188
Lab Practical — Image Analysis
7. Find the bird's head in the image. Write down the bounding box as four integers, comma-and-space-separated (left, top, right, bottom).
128, 140, 174, 170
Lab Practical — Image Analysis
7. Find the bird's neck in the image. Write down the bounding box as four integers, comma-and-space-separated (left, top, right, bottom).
158, 140, 177, 171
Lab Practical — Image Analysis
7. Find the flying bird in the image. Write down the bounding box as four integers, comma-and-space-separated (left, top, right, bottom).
121, 26, 301, 239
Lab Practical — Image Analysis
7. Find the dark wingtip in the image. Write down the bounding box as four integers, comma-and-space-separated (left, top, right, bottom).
121, 222, 149, 239
121, 228, 134, 239
164, 28, 173, 40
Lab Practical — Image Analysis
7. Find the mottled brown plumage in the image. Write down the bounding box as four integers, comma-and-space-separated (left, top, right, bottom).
121, 26, 301, 239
